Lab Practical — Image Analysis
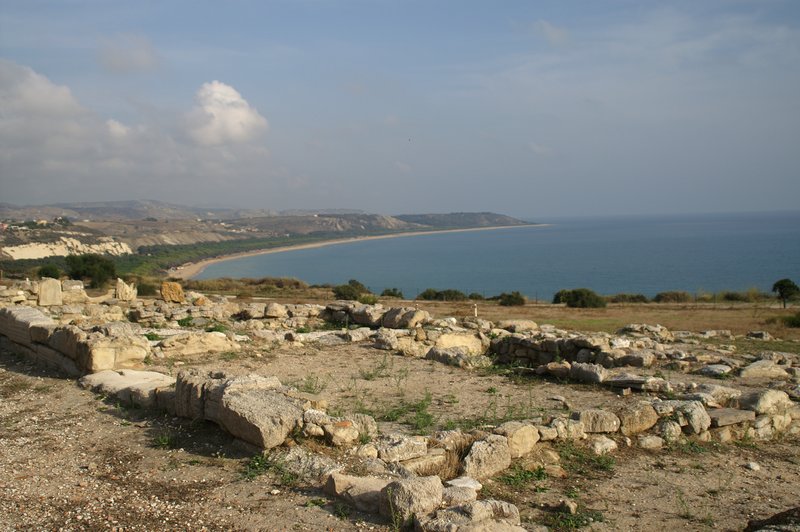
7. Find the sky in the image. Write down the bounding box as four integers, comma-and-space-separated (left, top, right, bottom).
1, 1, 799, 218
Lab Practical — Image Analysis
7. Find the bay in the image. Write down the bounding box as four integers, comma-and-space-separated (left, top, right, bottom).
196, 211, 800, 300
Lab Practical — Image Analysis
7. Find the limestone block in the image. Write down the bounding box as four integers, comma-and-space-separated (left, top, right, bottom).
462, 435, 511, 479
739, 390, 793, 416
37, 278, 63, 306
380, 476, 443, 524
160, 282, 185, 303
708, 408, 756, 427
576, 409, 621, 433
324, 472, 391, 514
494, 421, 539, 458
374, 434, 428, 462
417, 499, 525, 532
115, 278, 137, 301
617, 403, 659, 436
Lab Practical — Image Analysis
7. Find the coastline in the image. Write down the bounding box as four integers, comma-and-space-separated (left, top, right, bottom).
168, 224, 544, 280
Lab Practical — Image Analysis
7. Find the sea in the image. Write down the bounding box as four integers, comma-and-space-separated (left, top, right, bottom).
196, 211, 800, 301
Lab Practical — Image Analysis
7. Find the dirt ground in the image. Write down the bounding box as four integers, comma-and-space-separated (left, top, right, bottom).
1, 302, 799, 531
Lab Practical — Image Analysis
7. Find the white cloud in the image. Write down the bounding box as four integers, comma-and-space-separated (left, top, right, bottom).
0, 60, 275, 205
99, 34, 160, 73
187, 81, 268, 146
534, 20, 569, 47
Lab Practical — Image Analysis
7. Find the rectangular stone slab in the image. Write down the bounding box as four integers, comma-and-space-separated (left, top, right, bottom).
708, 408, 756, 427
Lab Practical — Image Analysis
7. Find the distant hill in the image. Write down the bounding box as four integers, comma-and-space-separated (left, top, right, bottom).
394, 212, 531, 228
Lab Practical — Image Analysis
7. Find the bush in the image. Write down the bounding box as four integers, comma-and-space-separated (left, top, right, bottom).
784, 312, 800, 328
381, 288, 404, 298
37, 264, 61, 279
720, 291, 748, 302
333, 279, 371, 301
417, 288, 468, 301
553, 288, 607, 308
653, 291, 692, 303
609, 293, 649, 303
498, 291, 526, 306
65, 254, 116, 288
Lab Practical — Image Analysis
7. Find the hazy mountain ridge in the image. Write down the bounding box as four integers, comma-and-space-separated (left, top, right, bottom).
1, 201, 530, 260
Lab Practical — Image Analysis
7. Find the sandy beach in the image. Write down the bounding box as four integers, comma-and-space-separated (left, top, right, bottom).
168, 224, 541, 279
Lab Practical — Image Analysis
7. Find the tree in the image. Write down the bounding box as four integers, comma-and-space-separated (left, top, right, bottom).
498, 291, 526, 306
38, 264, 61, 279
553, 288, 606, 308
772, 278, 799, 308
65, 254, 116, 288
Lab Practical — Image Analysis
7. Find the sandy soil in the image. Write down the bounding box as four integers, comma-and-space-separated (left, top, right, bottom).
168, 225, 541, 280
2, 333, 798, 531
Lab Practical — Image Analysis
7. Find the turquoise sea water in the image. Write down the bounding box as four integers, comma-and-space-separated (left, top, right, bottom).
196, 211, 800, 300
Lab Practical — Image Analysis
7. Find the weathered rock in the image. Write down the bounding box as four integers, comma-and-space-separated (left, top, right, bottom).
351, 304, 386, 327
425, 346, 492, 370
551, 418, 586, 440
264, 302, 289, 319
569, 363, 607, 384
323, 420, 360, 447
496, 320, 538, 333
658, 420, 683, 442
739, 390, 794, 416
617, 403, 659, 436
462, 435, 511, 479
417, 499, 525, 532
589, 435, 617, 455
79, 369, 175, 408
381, 307, 430, 329
160, 282, 185, 303
324, 472, 391, 514
375, 434, 428, 462
638, 435, 664, 450
37, 278, 63, 306
739, 360, 790, 380
699, 364, 733, 377
708, 408, 756, 427
435, 332, 485, 356
380, 476, 443, 524
576, 409, 621, 433
617, 351, 656, 368
399, 448, 447, 476
494, 421, 539, 458
216, 386, 304, 449
442, 486, 479, 506
159, 332, 240, 357
115, 278, 137, 301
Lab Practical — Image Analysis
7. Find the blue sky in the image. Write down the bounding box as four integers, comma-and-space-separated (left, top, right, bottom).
1, 1, 799, 218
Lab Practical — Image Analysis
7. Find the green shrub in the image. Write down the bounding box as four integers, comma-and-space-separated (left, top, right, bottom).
498, 291, 526, 306
333, 284, 361, 300
333, 279, 372, 301
417, 288, 467, 301
784, 312, 800, 328
37, 264, 61, 279
654, 291, 692, 303
380, 287, 404, 298
609, 293, 649, 303
65, 254, 116, 288
137, 282, 157, 296
720, 291, 748, 302
554, 288, 607, 308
